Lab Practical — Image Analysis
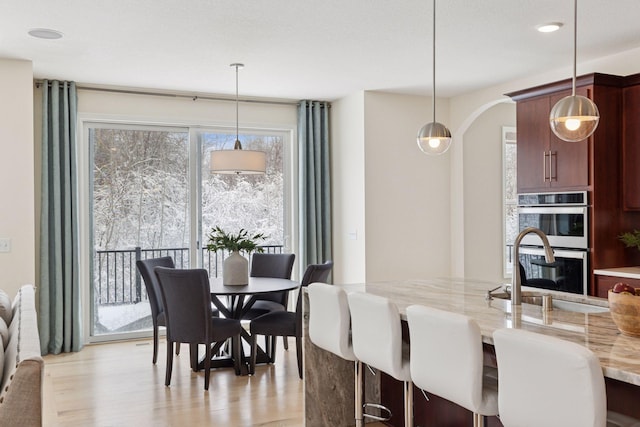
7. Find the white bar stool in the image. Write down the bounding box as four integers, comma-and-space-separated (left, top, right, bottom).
347, 291, 413, 427
406, 305, 498, 427
493, 328, 640, 427
307, 283, 365, 427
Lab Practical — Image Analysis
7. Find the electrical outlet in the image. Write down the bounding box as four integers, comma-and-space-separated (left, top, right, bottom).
0, 238, 11, 253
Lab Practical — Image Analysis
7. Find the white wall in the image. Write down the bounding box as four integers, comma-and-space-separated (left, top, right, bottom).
330, 92, 366, 284
363, 92, 451, 281
0, 59, 35, 297
462, 102, 515, 282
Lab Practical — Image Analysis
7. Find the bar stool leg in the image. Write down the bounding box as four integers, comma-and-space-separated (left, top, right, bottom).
355, 360, 364, 427
473, 413, 485, 427
404, 380, 413, 427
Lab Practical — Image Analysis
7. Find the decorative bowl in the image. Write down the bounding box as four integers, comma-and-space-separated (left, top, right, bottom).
608, 290, 640, 337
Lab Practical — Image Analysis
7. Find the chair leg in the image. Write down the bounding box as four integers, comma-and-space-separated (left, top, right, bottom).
250, 334, 258, 375
270, 336, 278, 363
355, 360, 364, 427
404, 380, 413, 427
264, 335, 272, 361
176, 342, 181, 355
152, 324, 159, 364
165, 341, 174, 387
190, 343, 199, 372
283, 335, 289, 350
233, 336, 242, 376
296, 334, 303, 379
204, 340, 211, 391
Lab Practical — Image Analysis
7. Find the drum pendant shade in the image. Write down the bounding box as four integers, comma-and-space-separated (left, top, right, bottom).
210, 63, 267, 174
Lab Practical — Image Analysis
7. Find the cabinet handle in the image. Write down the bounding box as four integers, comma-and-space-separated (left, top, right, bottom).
543, 152, 548, 182
550, 151, 557, 181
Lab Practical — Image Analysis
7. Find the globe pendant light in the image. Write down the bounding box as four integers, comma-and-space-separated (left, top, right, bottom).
549, 0, 599, 142
417, 0, 451, 155
210, 63, 267, 174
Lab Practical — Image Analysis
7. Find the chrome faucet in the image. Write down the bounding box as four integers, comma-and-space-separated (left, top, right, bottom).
512, 227, 555, 305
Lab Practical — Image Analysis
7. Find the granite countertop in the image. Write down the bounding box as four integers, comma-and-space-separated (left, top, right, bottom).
594, 267, 640, 280
337, 278, 640, 386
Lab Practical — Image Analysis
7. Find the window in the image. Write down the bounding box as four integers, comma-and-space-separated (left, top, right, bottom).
197, 129, 289, 272
198, 130, 286, 251
503, 126, 517, 277
86, 122, 292, 341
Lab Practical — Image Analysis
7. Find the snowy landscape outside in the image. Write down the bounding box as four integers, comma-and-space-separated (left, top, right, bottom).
90, 126, 285, 336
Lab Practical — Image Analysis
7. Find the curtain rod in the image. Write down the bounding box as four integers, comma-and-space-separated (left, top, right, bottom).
34, 80, 301, 107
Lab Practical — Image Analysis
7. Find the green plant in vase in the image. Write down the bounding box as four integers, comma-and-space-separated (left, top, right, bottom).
206, 226, 267, 254
206, 226, 267, 285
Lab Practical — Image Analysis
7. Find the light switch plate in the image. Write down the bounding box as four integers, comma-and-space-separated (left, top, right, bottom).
0, 238, 11, 253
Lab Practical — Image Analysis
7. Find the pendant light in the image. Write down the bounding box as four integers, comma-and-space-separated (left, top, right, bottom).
417, 0, 451, 156
210, 63, 266, 174
549, 0, 599, 142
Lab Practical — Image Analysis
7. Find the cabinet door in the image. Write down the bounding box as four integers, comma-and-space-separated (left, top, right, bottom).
549, 87, 590, 189
623, 85, 640, 210
516, 96, 550, 193
595, 274, 640, 298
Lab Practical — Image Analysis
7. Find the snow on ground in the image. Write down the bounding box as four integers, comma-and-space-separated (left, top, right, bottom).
98, 302, 152, 332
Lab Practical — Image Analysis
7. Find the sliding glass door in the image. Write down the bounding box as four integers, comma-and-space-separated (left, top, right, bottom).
87, 122, 291, 341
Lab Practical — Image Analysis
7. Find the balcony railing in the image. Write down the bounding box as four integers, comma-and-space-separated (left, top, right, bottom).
94, 245, 284, 305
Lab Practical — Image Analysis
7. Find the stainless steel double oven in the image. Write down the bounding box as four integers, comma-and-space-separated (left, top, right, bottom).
517, 191, 589, 295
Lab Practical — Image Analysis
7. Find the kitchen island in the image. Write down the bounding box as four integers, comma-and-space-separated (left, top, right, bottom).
304, 277, 640, 426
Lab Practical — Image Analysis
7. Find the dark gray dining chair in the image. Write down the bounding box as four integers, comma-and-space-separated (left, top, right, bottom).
242, 253, 296, 352
244, 253, 296, 313
249, 260, 333, 378
136, 256, 180, 364
154, 267, 242, 390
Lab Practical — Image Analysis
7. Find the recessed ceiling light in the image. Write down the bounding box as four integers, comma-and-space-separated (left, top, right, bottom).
28, 28, 63, 39
536, 22, 563, 33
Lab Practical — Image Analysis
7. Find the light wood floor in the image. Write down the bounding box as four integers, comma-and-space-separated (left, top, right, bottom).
43, 337, 305, 426
43, 337, 388, 427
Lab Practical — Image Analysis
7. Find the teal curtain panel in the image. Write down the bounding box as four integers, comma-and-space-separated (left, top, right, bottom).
298, 101, 332, 276
39, 80, 83, 354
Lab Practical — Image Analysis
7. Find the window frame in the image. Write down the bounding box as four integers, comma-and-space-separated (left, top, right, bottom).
78, 116, 296, 344
502, 126, 517, 279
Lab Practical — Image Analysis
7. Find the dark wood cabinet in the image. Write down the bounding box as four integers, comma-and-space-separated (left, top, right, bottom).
515, 95, 551, 192
548, 88, 591, 189
515, 88, 591, 193
594, 274, 640, 298
507, 74, 632, 293
622, 77, 640, 211
509, 79, 614, 194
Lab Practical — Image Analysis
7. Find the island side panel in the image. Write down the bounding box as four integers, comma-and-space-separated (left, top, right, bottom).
303, 291, 380, 426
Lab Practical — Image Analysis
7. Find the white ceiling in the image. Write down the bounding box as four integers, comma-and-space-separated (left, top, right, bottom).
2, 0, 640, 101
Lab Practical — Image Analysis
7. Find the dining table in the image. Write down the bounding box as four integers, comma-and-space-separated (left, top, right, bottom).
198, 276, 299, 375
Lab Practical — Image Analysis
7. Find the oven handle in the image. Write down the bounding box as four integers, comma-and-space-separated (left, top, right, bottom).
517, 206, 587, 215
518, 246, 587, 260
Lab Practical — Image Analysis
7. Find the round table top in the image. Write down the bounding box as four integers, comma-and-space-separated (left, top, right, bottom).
209, 277, 299, 296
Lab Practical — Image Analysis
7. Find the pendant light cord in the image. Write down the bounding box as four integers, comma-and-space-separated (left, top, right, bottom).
233, 63, 242, 150
571, 0, 577, 96
432, 0, 436, 123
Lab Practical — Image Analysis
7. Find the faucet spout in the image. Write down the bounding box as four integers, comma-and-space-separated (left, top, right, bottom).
512, 227, 555, 306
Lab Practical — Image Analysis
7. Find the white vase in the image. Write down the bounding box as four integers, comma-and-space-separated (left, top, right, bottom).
223, 251, 249, 285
